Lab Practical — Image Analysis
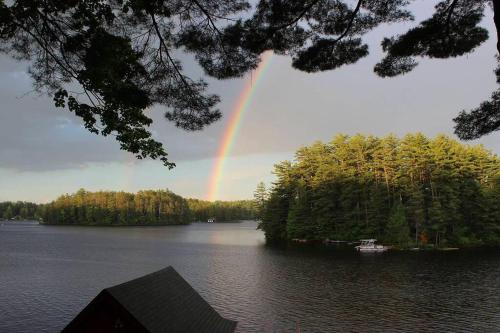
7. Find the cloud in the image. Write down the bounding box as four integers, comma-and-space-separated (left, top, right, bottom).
0, 2, 499, 174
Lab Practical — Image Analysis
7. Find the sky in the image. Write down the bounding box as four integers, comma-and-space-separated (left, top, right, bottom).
1, 1, 499, 203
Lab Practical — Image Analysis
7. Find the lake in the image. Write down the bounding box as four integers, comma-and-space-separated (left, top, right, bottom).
1, 221, 500, 332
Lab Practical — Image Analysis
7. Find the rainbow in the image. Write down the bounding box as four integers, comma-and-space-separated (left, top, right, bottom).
207, 52, 274, 201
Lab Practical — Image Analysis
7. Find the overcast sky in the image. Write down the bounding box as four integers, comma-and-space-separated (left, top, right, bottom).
1, 1, 499, 203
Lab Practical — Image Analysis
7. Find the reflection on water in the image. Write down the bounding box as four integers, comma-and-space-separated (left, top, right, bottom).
1, 221, 499, 332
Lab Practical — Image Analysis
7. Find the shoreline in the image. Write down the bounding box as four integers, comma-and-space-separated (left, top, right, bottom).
289, 239, 500, 251
37, 220, 249, 227
4, 221, 498, 249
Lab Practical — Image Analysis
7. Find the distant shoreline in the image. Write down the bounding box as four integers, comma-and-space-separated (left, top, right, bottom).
3, 221, 498, 250
1, 219, 252, 227
37, 220, 250, 227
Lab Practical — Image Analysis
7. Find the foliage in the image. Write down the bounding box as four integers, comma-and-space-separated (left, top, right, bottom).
384, 202, 411, 247
258, 161, 294, 243
259, 134, 500, 247
38, 189, 190, 225
253, 181, 268, 220
186, 198, 255, 222
375, 1, 488, 77
0, 201, 39, 220
1, 1, 498, 166
20, 189, 256, 225
454, 63, 500, 140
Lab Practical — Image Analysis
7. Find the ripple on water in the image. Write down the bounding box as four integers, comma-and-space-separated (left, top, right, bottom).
1, 222, 500, 333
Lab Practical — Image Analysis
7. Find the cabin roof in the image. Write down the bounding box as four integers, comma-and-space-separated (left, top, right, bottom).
360, 239, 377, 241
64, 266, 237, 333
105, 266, 237, 333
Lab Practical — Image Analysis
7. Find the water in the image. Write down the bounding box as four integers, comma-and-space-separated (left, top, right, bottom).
1, 221, 500, 332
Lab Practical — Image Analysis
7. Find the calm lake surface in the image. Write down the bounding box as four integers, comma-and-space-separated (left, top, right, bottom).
1, 221, 500, 333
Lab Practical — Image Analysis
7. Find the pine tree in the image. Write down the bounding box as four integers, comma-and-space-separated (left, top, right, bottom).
253, 182, 268, 221
260, 134, 500, 245
384, 203, 410, 248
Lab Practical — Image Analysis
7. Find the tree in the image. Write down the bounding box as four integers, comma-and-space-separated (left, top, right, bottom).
0, 201, 39, 220
454, 72, 500, 140
260, 134, 500, 245
186, 198, 256, 222
253, 181, 268, 220
384, 202, 411, 247
259, 161, 294, 242
1, 1, 499, 166
287, 180, 315, 239
2, 205, 14, 219
35, 189, 255, 225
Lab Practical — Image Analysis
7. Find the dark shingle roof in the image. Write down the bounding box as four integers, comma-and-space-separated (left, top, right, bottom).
104, 266, 237, 333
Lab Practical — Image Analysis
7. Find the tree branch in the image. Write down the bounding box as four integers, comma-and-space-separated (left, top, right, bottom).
14, 19, 77, 81
334, 0, 363, 43
189, 0, 234, 63
444, 0, 458, 37
273, 0, 322, 30
190, 0, 224, 36
149, 13, 193, 92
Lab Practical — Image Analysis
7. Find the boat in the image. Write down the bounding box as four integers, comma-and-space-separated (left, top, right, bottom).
207, 218, 215, 223
355, 239, 390, 252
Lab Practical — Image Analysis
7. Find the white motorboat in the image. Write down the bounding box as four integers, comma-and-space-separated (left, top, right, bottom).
355, 239, 390, 252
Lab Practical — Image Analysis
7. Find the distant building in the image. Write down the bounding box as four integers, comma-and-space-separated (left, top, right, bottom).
62, 266, 237, 333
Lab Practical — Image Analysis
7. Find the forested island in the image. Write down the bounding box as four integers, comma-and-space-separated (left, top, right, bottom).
0, 190, 256, 225
259, 134, 500, 248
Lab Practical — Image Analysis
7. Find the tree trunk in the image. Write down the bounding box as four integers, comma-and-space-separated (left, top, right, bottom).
494, 0, 500, 54
384, 166, 390, 193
